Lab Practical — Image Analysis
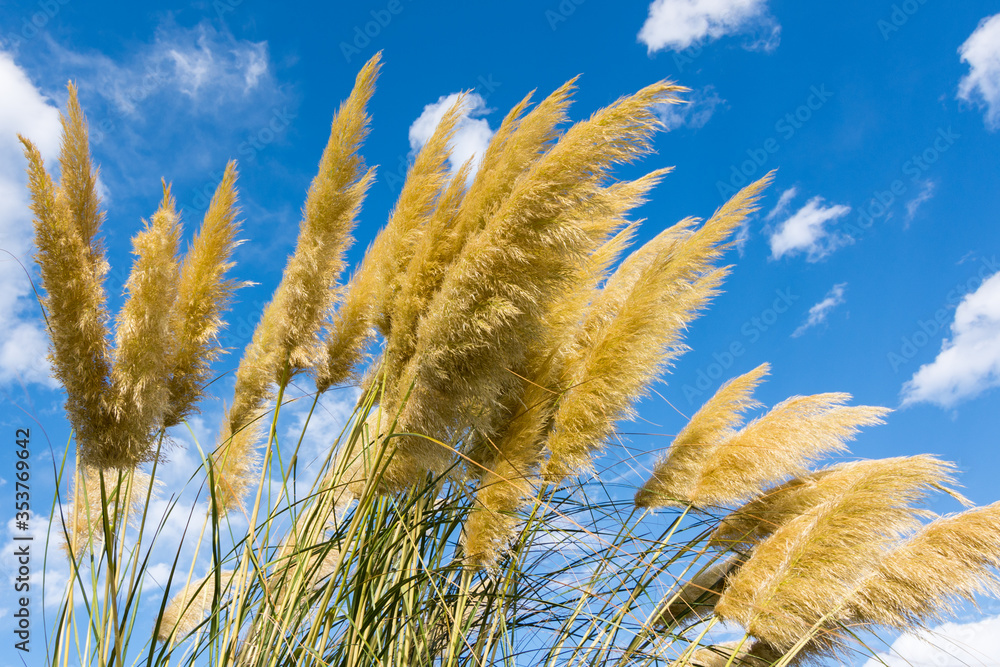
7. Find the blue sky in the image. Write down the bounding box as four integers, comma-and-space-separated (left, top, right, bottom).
1, 1, 1000, 665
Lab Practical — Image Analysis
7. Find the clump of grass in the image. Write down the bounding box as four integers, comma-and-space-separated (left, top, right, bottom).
24, 55, 1000, 667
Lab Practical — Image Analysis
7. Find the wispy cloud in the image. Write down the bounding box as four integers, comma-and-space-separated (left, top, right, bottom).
409, 92, 494, 179
765, 185, 798, 221
901, 270, 1000, 408
656, 85, 726, 130
25, 20, 293, 183
47, 20, 278, 116
768, 196, 851, 261
638, 0, 779, 53
863, 614, 1000, 667
0, 50, 61, 388
905, 180, 935, 224
792, 283, 847, 338
958, 12, 1000, 130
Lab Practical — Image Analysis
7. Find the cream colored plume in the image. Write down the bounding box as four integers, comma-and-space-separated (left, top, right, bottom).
215, 54, 380, 511
635, 364, 769, 508
164, 162, 243, 427
109, 187, 181, 466
20, 88, 116, 469
715, 456, 957, 652
389, 81, 687, 488
157, 569, 237, 643
849, 501, 1000, 631
543, 175, 773, 483
682, 394, 889, 508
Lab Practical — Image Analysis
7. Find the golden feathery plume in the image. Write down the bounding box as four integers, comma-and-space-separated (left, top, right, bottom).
386, 81, 686, 489
157, 569, 236, 643
635, 364, 769, 509
316, 262, 379, 392
463, 176, 668, 565
59, 82, 106, 263
368, 95, 464, 337
848, 501, 1000, 631
543, 174, 773, 483
214, 55, 379, 511
714, 455, 956, 652
20, 106, 114, 468
164, 162, 243, 427
108, 186, 181, 466
317, 66, 458, 393
708, 453, 967, 549
686, 394, 890, 508
65, 465, 151, 556
213, 314, 278, 511
450, 78, 577, 244
270, 52, 379, 375
379, 160, 473, 394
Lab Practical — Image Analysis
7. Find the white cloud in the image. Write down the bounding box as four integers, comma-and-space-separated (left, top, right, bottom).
765, 185, 798, 221
768, 196, 851, 261
905, 180, 935, 224
0, 50, 61, 388
792, 283, 847, 338
409, 92, 494, 179
656, 85, 725, 130
637, 0, 778, 53
863, 615, 1000, 667
901, 270, 1000, 408
24, 20, 290, 185
958, 13, 1000, 130
47, 21, 276, 115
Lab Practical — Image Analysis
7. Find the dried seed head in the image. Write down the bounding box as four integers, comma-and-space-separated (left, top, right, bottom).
636, 364, 769, 508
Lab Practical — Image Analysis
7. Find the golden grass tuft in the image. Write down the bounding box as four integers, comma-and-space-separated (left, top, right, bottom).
684, 394, 889, 508
164, 162, 243, 427
544, 174, 772, 482
714, 455, 958, 653
636, 363, 769, 508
